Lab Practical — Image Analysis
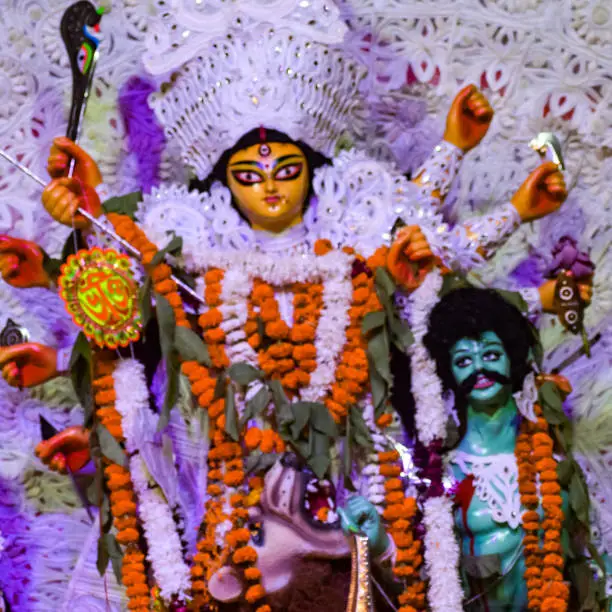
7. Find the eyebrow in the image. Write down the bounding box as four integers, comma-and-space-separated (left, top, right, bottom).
229, 154, 303, 171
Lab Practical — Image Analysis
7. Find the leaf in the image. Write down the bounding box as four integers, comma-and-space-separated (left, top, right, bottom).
101, 191, 142, 219
557, 458, 574, 487
349, 408, 372, 449
158, 351, 180, 431
228, 363, 262, 386
155, 292, 179, 430
41, 250, 62, 279
369, 365, 387, 416
374, 267, 396, 300
290, 402, 312, 439
496, 289, 529, 315
269, 380, 293, 431
155, 293, 176, 356
104, 533, 123, 584
388, 313, 414, 353
224, 385, 239, 441
138, 277, 153, 331
241, 385, 271, 427
214, 375, 227, 400
569, 470, 590, 524
310, 403, 338, 437
538, 381, 564, 414
97, 423, 127, 467
96, 534, 110, 577
440, 273, 470, 297
175, 326, 211, 365
308, 431, 330, 478
367, 328, 391, 383
69, 332, 94, 426
343, 417, 352, 475
362, 311, 385, 334
245, 452, 278, 474
150, 235, 183, 267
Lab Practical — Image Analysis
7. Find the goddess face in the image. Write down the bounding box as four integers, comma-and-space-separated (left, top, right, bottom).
226, 141, 309, 233
449, 331, 512, 405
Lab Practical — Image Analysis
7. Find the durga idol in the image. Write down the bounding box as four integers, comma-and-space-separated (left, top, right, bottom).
0, 3, 572, 611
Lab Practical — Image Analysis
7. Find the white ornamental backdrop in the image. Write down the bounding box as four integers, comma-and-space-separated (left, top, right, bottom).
0, 0, 610, 610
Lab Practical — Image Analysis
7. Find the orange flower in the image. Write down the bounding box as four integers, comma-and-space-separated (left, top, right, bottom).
233, 546, 258, 564
226, 528, 250, 548
245, 567, 262, 581
116, 528, 140, 544
245, 584, 266, 603
260, 430, 276, 454
314, 239, 333, 255
266, 320, 290, 339
224, 471, 245, 487
245, 427, 262, 450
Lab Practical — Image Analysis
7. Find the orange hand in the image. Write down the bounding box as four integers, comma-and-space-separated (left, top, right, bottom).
41, 176, 101, 229
539, 277, 593, 314
387, 225, 438, 291
511, 162, 567, 222
0, 343, 58, 387
536, 373, 572, 398
36, 426, 91, 474
443, 84, 494, 152
47, 137, 102, 187
0, 235, 50, 288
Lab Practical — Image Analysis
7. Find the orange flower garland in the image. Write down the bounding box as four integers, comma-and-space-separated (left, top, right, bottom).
94, 353, 150, 612
316, 241, 385, 423
378, 450, 426, 612
516, 403, 567, 612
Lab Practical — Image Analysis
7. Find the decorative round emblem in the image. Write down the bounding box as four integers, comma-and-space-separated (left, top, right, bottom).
0, 318, 29, 347
258, 143, 271, 157
59, 248, 141, 349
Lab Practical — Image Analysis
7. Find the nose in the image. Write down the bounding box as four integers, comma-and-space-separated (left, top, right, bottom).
472, 353, 485, 371
265, 176, 276, 193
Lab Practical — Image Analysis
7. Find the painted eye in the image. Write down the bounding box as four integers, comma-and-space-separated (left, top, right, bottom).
454, 356, 472, 368
249, 520, 264, 546
274, 163, 303, 181
232, 170, 264, 185
483, 351, 501, 362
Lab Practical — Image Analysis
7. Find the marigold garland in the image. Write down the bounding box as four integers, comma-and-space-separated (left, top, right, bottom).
516, 403, 567, 612
94, 352, 150, 612
379, 449, 426, 611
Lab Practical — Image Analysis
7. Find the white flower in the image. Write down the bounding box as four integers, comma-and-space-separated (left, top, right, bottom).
423, 496, 464, 611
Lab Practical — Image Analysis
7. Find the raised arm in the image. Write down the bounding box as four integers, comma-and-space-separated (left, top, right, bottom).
412, 85, 494, 207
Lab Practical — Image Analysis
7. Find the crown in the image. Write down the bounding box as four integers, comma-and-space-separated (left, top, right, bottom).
144, 1, 367, 179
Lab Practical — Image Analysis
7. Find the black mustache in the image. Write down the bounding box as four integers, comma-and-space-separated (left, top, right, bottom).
458, 369, 511, 396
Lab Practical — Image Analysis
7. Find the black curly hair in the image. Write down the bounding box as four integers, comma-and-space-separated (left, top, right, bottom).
423, 287, 537, 395
391, 287, 538, 444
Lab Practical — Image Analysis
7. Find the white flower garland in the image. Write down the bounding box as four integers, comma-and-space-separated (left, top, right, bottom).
408, 269, 446, 445
423, 496, 463, 612
406, 269, 464, 611
130, 454, 192, 601
113, 358, 191, 602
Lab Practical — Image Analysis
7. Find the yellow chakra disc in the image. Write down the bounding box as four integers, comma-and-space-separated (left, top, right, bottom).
59, 248, 141, 349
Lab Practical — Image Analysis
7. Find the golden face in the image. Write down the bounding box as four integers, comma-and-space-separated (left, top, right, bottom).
227, 141, 309, 233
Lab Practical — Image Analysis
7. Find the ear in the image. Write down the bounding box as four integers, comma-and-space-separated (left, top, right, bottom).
208, 567, 243, 602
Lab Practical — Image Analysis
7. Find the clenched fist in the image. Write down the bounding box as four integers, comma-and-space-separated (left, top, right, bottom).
36, 426, 91, 474
0, 342, 58, 387
47, 136, 102, 187
511, 162, 567, 222
444, 84, 494, 152
387, 225, 442, 291
43, 137, 102, 229
0, 235, 50, 288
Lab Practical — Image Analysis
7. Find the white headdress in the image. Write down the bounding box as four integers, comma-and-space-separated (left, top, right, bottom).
143, 1, 367, 179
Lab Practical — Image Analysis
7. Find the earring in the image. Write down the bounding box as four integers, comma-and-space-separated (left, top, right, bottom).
513, 371, 538, 422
